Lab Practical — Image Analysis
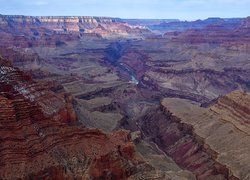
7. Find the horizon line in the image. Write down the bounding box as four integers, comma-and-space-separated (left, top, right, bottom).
0, 14, 248, 22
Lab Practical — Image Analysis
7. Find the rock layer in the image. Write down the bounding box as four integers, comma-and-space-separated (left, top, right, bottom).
140, 106, 234, 179
152, 18, 243, 33
210, 90, 250, 134
0, 60, 167, 179
1, 14, 250, 180
168, 17, 250, 48
0, 15, 151, 48
140, 91, 250, 179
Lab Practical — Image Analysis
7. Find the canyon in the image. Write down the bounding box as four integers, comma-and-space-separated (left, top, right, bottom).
0, 14, 250, 179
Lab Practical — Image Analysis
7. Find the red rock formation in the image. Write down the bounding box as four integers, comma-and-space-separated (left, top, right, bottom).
139, 92, 250, 179
211, 90, 250, 133
0, 15, 151, 48
166, 17, 250, 49
139, 105, 238, 180
0, 56, 12, 66
0, 60, 156, 179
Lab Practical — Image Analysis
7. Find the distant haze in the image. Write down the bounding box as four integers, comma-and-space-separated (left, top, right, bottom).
0, 0, 249, 20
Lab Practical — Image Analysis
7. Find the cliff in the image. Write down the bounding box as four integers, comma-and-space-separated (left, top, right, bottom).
141, 91, 250, 180
0, 58, 168, 179
166, 17, 250, 48
140, 106, 234, 179
151, 18, 243, 33
210, 90, 250, 133
139, 91, 250, 179
0, 15, 151, 48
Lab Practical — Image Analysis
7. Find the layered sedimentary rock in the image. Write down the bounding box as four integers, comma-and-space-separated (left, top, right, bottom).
139, 106, 234, 179
0, 47, 43, 70
0, 15, 151, 48
149, 18, 243, 33
0, 59, 171, 179
1, 14, 250, 179
107, 38, 250, 103
167, 17, 250, 47
0, 55, 12, 66
0, 15, 121, 33
142, 68, 250, 101
1, 15, 249, 104
140, 91, 250, 179
210, 90, 250, 134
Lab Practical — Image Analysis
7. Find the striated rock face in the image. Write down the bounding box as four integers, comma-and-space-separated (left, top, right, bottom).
167, 17, 250, 48
0, 15, 151, 48
150, 18, 243, 33
110, 38, 250, 103
139, 91, 250, 179
0, 15, 121, 32
143, 68, 250, 101
0, 60, 167, 179
140, 106, 233, 179
0, 65, 76, 123
0, 16, 249, 104
235, 17, 250, 35
0, 56, 12, 66
1, 14, 250, 179
0, 47, 43, 70
210, 90, 250, 133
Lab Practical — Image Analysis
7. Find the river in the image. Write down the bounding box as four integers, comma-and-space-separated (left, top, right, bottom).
105, 41, 140, 85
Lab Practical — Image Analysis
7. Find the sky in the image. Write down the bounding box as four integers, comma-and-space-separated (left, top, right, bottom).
0, 0, 249, 20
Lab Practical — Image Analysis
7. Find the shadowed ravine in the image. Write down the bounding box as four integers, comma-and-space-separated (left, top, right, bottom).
105, 41, 139, 84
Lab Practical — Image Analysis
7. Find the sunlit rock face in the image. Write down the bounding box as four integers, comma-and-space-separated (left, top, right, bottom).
146, 17, 243, 33
0, 57, 193, 179
0, 15, 151, 48
0, 59, 148, 179
139, 91, 250, 180
165, 17, 250, 48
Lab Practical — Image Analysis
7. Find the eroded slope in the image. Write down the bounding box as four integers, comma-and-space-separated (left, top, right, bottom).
157, 91, 250, 179
0, 58, 178, 179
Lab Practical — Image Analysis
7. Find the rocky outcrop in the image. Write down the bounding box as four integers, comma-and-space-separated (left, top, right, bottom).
139, 106, 234, 179
152, 18, 243, 33
0, 15, 151, 48
0, 55, 12, 66
0, 60, 168, 179
1, 14, 250, 179
234, 17, 250, 35
143, 68, 250, 101
123, 19, 179, 27
115, 33, 250, 103
210, 90, 250, 133
167, 17, 250, 48
139, 92, 250, 179
0, 47, 43, 69
0, 15, 122, 33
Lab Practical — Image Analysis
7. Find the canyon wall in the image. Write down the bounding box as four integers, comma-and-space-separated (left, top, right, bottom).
139, 91, 250, 179
0, 14, 250, 179
167, 17, 250, 48
0, 58, 172, 179
145, 18, 243, 33
0, 15, 151, 48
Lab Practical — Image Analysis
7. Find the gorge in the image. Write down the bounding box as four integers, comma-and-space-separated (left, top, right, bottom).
0, 14, 250, 179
